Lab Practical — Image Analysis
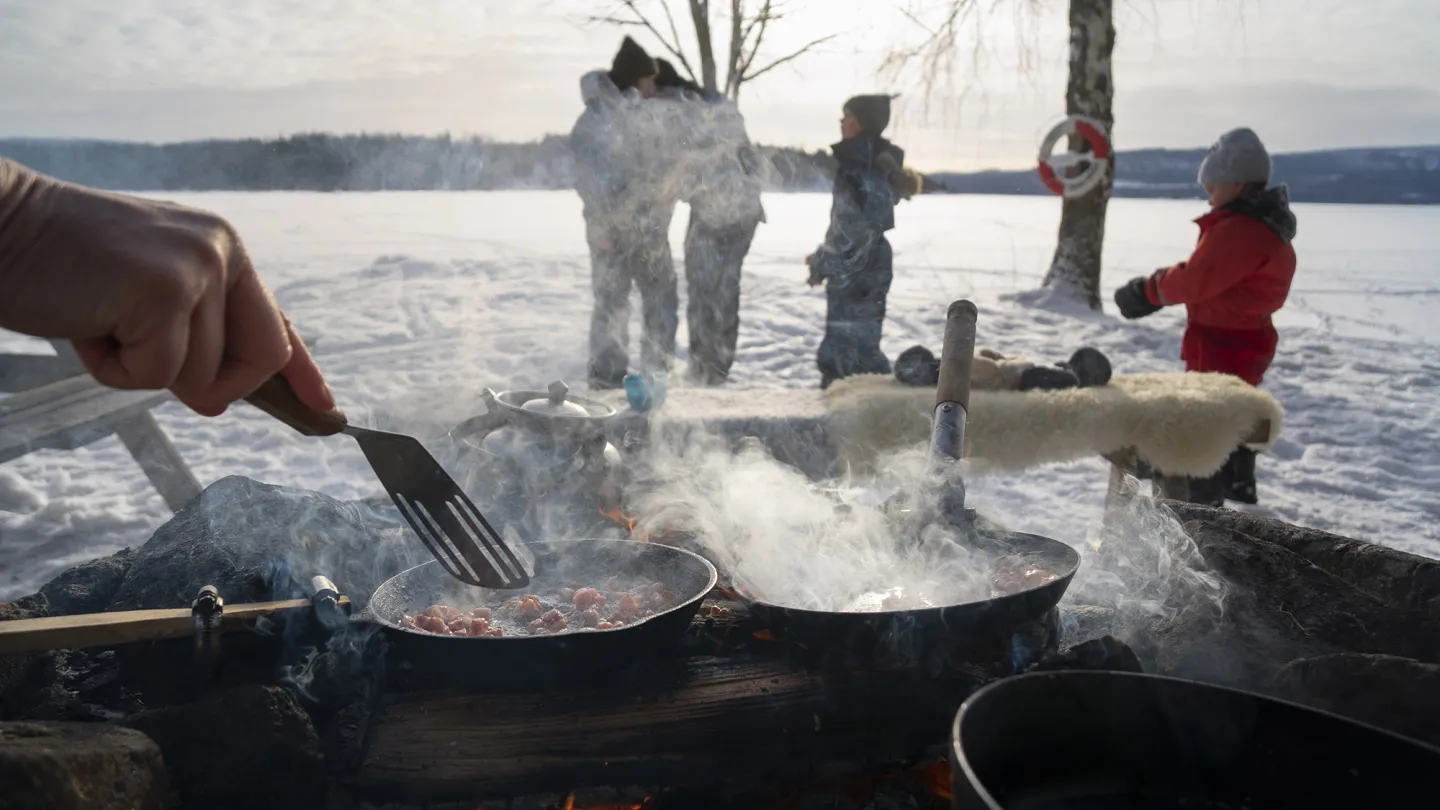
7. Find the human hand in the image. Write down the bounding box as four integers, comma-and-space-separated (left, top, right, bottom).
0, 160, 334, 417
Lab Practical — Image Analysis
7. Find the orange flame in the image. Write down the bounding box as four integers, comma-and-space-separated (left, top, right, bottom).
598, 507, 649, 543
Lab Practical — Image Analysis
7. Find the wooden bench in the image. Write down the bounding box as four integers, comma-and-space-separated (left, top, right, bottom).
0, 341, 202, 513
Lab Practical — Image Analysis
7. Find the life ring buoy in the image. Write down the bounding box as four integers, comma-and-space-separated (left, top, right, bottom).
1037, 115, 1112, 198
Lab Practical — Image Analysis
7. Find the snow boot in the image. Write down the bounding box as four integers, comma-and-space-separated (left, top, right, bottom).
1224, 447, 1259, 505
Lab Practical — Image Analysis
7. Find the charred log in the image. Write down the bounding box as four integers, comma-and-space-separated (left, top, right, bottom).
357, 653, 968, 804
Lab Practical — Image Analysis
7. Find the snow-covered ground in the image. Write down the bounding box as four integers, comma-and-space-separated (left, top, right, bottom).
2, 191, 1437, 599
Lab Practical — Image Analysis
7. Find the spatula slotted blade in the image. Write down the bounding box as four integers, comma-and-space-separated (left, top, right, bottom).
244, 374, 529, 590
348, 427, 530, 590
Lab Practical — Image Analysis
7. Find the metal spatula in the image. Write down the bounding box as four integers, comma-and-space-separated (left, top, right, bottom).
244, 376, 529, 589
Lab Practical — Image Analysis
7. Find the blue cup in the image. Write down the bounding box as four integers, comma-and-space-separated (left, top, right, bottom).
623, 372, 668, 412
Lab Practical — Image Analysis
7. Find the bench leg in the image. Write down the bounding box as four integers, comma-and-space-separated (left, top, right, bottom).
114, 412, 203, 512
1102, 448, 1141, 530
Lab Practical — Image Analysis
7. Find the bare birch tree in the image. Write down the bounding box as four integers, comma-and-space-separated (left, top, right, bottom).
884, 0, 1115, 311
586, 1, 837, 102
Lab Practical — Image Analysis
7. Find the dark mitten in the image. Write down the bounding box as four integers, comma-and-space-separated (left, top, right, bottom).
1017, 366, 1081, 392
894, 345, 940, 387
1114, 276, 1163, 319
1060, 347, 1113, 387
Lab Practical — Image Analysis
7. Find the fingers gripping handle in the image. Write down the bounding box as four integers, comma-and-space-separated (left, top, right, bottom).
935, 300, 979, 411
245, 375, 348, 437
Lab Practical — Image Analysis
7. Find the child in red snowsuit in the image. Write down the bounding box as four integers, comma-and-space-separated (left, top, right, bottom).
1114, 127, 1297, 506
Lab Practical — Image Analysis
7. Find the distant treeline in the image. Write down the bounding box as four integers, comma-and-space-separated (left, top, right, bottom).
2, 134, 1437, 204
0, 133, 837, 193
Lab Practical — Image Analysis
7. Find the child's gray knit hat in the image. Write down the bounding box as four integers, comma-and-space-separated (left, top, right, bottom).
1198, 127, 1272, 186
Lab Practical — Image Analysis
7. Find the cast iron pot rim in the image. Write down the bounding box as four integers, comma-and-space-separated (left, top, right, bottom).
949, 669, 1440, 810
366, 538, 718, 643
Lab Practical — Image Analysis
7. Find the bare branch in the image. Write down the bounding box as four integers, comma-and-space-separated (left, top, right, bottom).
740, 32, 838, 83
656, 0, 701, 83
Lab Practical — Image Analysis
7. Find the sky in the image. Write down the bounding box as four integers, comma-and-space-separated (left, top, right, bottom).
1, 0, 1437, 171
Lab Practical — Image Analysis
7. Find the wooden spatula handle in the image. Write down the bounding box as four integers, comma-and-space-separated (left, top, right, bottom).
245, 375, 348, 437
935, 299, 979, 411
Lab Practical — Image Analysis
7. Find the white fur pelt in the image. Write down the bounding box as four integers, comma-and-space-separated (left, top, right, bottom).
825, 372, 1284, 478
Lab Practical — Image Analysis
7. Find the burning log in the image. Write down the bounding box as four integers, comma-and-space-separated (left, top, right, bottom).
356, 654, 969, 804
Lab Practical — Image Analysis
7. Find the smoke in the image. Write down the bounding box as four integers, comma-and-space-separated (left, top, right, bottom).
1058, 474, 1228, 648
630, 435, 995, 613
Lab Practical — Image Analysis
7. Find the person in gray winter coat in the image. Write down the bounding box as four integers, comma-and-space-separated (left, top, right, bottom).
652, 59, 767, 386
806, 94, 922, 389
570, 37, 679, 389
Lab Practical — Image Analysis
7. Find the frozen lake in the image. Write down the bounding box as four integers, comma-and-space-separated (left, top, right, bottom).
2, 190, 1437, 598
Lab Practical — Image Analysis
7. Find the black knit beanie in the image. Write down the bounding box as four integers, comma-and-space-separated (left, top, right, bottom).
843, 94, 892, 134
655, 58, 704, 95
609, 36, 657, 91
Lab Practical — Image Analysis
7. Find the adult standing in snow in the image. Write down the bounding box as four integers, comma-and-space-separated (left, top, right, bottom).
0, 157, 334, 417
571, 37, 680, 390
806, 94, 922, 389
653, 60, 767, 386
1113, 127, 1297, 506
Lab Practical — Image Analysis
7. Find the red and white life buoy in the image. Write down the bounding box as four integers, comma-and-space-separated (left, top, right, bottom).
1036, 115, 1112, 198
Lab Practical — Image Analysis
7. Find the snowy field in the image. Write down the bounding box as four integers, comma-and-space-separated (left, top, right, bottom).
2, 190, 1437, 599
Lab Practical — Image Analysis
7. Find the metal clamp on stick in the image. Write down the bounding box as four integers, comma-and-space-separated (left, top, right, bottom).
309, 575, 346, 632
191, 584, 224, 660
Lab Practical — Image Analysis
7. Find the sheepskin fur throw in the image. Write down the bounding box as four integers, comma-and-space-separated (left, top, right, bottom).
826, 372, 1283, 478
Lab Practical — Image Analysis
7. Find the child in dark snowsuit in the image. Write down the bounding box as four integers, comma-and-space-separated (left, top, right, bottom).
807, 94, 922, 389
1113, 127, 1297, 506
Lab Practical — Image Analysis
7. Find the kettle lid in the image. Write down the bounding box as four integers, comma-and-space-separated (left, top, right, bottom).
520, 381, 590, 417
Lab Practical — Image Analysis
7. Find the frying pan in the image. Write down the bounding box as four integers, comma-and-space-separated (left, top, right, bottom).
950, 670, 1440, 810
365, 538, 716, 685
739, 300, 1081, 659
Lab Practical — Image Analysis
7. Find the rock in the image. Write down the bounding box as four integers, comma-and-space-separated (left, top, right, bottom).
1141, 522, 1436, 689
1164, 501, 1440, 622
108, 475, 427, 612
0, 595, 49, 711
1273, 654, 1440, 749
123, 684, 325, 810
38, 548, 136, 617
1032, 636, 1143, 674
0, 721, 168, 810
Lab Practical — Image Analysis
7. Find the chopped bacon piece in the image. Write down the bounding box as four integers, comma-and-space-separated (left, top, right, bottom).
578, 608, 601, 627
515, 595, 544, 622
469, 607, 493, 620
573, 587, 603, 611
615, 594, 639, 618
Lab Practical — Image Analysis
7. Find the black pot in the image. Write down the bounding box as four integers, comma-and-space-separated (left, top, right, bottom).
950, 670, 1440, 810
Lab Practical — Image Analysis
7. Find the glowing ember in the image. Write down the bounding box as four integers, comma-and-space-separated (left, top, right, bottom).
561, 794, 652, 810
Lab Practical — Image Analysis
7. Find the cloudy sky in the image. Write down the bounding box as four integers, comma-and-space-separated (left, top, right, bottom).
1, 0, 1436, 170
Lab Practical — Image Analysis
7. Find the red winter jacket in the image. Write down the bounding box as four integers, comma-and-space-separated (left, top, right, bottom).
1144, 190, 1297, 385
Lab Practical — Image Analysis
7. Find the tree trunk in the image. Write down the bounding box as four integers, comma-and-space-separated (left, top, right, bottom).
689, 0, 719, 94
1042, 0, 1116, 311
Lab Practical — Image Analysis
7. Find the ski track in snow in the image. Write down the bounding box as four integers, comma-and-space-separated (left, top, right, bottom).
1, 191, 1437, 598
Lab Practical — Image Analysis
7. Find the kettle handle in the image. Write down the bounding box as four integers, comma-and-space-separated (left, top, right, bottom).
449, 389, 508, 444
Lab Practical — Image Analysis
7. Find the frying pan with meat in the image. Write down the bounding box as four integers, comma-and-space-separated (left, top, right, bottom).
950, 670, 1440, 809
365, 538, 716, 684
739, 301, 1081, 659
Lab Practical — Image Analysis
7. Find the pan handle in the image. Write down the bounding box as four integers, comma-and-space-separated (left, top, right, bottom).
935, 300, 979, 411
245, 374, 349, 437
